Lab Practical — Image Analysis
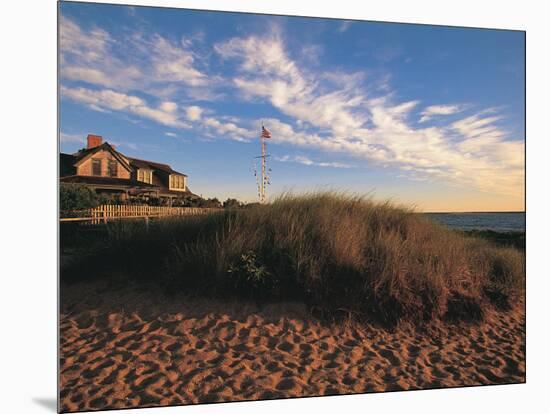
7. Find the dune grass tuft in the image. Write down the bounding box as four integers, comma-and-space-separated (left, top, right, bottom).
61, 192, 524, 326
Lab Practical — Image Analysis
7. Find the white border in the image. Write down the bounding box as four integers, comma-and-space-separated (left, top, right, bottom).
2, 1, 548, 413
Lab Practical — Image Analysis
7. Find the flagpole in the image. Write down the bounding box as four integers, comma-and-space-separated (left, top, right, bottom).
261, 122, 266, 203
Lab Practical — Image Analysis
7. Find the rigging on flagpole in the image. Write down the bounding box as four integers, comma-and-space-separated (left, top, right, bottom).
254, 122, 272, 203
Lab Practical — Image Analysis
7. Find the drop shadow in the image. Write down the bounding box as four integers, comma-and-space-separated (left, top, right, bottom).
32, 397, 57, 412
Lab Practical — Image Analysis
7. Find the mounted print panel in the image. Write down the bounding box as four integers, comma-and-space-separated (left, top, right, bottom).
58, 1, 525, 412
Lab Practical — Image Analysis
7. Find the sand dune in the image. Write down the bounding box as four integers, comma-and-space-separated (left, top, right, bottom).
60, 281, 525, 412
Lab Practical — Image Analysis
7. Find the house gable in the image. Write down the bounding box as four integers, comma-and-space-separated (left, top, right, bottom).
75, 145, 132, 179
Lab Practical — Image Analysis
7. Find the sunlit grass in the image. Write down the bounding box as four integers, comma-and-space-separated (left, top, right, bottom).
62, 192, 524, 326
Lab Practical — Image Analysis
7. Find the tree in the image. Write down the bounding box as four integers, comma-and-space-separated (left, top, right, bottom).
223, 198, 242, 209
199, 197, 222, 208
59, 184, 100, 212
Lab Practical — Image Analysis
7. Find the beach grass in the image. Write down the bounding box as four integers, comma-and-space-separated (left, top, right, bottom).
61, 192, 524, 326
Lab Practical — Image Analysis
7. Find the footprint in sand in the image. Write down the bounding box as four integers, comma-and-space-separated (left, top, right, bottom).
299, 343, 313, 352
379, 349, 400, 366
276, 377, 296, 391
277, 341, 295, 353
265, 361, 281, 372
342, 375, 356, 386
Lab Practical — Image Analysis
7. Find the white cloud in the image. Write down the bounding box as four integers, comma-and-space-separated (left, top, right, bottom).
338, 21, 353, 33
215, 32, 366, 137
60, 86, 252, 143
59, 16, 214, 100
59, 16, 111, 63
150, 35, 209, 86
60, 132, 85, 144
164, 132, 177, 138
59, 16, 143, 90
451, 112, 503, 139
201, 117, 254, 142
301, 44, 323, 64
61, 86, 190, 129
275, 155, 354, 169
159, 101, 178, 113
214, 30, 523, 197
185, 105, 203, 121
419, 104, 463, 123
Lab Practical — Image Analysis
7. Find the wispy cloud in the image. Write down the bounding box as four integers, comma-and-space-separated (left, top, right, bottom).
338, 21, 353, 33
451, 111, 503, 139
60, 86, 191, 129
213, 28, 523, 197
215, 31, 366, 137
149, 34, 209, 86
59, 15, 218, 101
275, 155, 354, 169
201, 116, 254, 142
60, 132, 139, 151
419, 104, 463, 123
60, 132, 86, 144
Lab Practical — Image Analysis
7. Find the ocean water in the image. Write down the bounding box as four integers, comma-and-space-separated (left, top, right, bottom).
423, 212, 525, 232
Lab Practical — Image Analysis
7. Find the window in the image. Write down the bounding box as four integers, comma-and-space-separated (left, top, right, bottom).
92, 158, 101, 176
138, 169, 152, 184
171, 174, 185, 189
108, 160, 117, 177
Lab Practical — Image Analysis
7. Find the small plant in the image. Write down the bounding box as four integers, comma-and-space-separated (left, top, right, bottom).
227, 251, 275, 297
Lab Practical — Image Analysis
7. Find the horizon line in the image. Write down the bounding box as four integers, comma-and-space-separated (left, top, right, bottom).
420, 210, 525, 214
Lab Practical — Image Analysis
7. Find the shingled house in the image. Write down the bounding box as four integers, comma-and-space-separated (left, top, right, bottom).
60, 134, 194, 203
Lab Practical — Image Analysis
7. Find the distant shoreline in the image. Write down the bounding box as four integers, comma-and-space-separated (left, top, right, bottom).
420, 211, 525, 214
422, 211, 525, 234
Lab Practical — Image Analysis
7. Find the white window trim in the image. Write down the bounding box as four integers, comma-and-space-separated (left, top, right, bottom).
170, 174, 186, 190
138, 169, 152, 184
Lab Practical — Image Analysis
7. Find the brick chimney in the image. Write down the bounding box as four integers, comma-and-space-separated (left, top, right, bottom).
87, 134, 103, 149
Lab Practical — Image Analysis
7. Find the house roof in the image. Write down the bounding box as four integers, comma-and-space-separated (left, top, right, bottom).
127, 157, 187, 176
73, 142, 133, 172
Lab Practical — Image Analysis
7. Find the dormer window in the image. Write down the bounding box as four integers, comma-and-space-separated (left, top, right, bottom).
170, 174, 186, 190
137, 169, 152, 184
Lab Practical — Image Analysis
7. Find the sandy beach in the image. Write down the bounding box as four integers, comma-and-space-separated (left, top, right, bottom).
59, 280, 525, 412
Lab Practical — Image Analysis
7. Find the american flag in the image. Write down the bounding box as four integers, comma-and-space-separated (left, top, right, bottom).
261, 126, 272, 139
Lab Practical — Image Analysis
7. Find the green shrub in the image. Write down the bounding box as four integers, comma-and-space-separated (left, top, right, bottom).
223, 198, 241, 209
59, 184, 100, 212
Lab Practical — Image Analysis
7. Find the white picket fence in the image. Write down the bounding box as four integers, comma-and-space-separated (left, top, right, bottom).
60, 204, 221, 223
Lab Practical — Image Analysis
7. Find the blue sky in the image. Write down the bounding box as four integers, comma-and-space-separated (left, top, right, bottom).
59, 2, 525, 211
